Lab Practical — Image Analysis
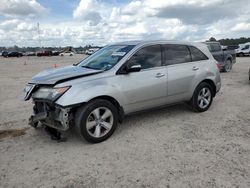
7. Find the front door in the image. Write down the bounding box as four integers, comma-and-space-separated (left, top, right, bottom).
117, 45, 167, 113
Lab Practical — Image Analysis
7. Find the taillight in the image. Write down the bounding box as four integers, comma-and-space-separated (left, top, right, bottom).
216, 62, 221, 70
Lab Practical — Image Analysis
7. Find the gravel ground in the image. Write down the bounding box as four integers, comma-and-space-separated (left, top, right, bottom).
0, 55, 250, 188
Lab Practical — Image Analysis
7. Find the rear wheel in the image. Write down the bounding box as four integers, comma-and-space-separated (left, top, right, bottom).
190, 82, 213, 112
222, 59, 232, 72
75, 99, 118, 143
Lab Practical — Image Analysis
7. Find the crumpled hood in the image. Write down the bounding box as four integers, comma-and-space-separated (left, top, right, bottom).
29, 65, 103, 85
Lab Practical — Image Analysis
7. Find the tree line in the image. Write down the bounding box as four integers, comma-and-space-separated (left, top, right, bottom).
1, 37, 250, 52
208, 37, 250, 45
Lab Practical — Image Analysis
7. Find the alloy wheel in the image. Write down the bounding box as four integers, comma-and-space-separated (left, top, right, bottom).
197, 87, 211, 109
225, 60, 232, 72
86, 107, 114, 138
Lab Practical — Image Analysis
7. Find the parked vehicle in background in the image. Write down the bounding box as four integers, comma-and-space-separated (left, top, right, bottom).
25, 52, 36, 56
224, 45, 239, 50
59, 51, 74, 56
23, 40, 221, 143
52, 51, 60, 56
1, 51, 9, 57
236, 43, 250, 57
3, 51, 23, 57
205, 42, 236, 72
37, 51, 53, 57
86, 48, 99, 55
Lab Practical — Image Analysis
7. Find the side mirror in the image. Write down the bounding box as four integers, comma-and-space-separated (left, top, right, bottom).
127, 64, 141, 73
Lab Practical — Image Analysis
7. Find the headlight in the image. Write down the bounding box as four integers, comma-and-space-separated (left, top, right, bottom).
32, 86, 71, 101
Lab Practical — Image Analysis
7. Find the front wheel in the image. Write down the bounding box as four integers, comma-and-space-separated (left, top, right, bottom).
75, 99, 118, 143
190, 82, 213, 112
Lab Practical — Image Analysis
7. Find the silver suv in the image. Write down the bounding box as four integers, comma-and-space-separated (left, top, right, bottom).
23, 40, 221, 143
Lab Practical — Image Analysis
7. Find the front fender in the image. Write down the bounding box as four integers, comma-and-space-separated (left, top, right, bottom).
55, 79, 125, 107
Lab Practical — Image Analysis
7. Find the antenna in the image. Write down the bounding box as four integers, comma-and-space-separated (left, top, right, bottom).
37, 22, 41, 49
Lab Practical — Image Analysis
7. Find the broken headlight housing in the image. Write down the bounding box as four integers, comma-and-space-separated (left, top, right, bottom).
32, 86, 71, 101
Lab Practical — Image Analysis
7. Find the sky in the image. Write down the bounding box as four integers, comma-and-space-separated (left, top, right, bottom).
0, 0, 250, 47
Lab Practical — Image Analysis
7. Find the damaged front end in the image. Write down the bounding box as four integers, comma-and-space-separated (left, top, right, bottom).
29, 101, 71, 131
23, 84, 73, 131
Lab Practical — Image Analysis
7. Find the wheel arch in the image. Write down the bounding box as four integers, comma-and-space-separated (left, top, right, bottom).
88, 95, 125, 123
226, 56, 232, 62
199, 79, 216, 97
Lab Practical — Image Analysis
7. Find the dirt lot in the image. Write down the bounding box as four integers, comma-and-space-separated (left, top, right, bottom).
0, 55, 250, 188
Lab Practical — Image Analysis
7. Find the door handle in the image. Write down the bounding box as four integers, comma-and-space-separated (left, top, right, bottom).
192, 66, 199, 71
155, 73, 165, 78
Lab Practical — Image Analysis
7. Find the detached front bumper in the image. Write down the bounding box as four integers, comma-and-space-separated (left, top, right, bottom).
29, 101, 71, 131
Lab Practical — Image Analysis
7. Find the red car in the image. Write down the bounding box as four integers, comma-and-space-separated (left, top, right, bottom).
37, 51, 52, 57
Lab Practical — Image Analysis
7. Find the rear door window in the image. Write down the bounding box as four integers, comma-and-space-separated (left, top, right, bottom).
189, 46, 208, 61
163, 44, 191, 65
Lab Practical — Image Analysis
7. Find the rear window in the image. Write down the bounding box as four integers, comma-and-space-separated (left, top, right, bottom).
163, 45, 191, 65
189, 46, 208, 61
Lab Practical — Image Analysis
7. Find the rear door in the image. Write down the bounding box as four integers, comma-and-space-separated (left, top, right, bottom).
164, 44, 208, 102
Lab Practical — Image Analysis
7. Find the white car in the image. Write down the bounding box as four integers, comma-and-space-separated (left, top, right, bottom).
59, 51, 74, 56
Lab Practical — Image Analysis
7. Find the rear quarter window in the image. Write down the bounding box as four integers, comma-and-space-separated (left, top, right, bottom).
189, 46, 208, 61
206, 43, 221, 52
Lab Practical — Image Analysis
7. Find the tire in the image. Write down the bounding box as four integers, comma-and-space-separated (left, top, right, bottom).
190, 82, 213, 112
222, 59, 232, 72
75, 99, 118, 143
239, 53, 244, 57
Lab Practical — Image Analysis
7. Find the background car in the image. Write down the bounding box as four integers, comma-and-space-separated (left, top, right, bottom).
52, 51, 60, 56
37, 51, 53, 57
25, 52, 36, 56
1, 51, 9, 57
205, 42, 236, 72
59, 51, 74, 56
4, 52, 23, 57
225, 45, 240, 50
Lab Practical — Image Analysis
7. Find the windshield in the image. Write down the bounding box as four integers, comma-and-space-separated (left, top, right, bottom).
78, 45, 135, 70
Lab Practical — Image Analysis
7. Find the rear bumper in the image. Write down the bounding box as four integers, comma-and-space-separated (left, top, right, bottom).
29, 101, 71, 131
216, 81, 221, 93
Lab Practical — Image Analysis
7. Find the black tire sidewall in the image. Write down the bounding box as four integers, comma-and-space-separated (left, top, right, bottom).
75, 99, 118, 143
222, 59, 232, 72
191, 82, 213, 112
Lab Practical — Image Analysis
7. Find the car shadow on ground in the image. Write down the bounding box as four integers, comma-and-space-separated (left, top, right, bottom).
59, 103, 193, 144
25, 103, 193, 145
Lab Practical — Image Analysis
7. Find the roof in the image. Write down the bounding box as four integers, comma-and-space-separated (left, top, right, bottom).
110, 39, 214, 60
113, 39, 203, 47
